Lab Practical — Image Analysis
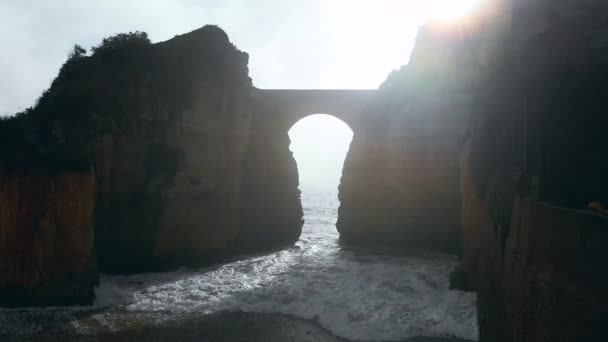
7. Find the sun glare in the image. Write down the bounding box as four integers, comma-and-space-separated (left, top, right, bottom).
289, 114, 353, 188
319, 0, 486, 89
425, 0, 484, 20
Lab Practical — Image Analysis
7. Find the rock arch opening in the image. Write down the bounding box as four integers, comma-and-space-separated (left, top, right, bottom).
288, 114, 353, 231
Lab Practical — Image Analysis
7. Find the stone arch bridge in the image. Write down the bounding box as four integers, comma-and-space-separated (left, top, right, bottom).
0, 26, 467, 305
253, 89, 377, 131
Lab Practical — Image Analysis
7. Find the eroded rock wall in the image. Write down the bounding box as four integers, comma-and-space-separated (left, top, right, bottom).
462, 148, 608, 342
0, 25, 303, 306
238, 98, 303, 251
90, 27, 257, 272
0, 169, 96, 306
337, 1, 608, 339
459, 0, 608, 340
337, 22, 483, 252
505, 199, 608, 341
91, 27, 302, 272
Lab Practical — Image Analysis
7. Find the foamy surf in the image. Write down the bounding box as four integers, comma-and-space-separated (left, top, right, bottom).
0, 187, 478, 341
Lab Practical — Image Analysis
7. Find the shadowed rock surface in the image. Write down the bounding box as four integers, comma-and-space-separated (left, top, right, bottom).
457, 1, 608, 341
1, 2, 608, 341
0, 169, 97, 306
339, 0, 608, 340
337, 22, 477, 253
0, 26, 304, 305
0, 26, 379, 307
90, 26, 264, 272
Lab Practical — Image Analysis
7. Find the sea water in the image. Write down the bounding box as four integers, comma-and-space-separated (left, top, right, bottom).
0, 185, 478, 341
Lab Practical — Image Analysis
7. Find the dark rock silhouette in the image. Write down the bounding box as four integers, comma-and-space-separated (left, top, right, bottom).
339, 0, 608, 340
0, 3, 607, 341
0, 26, 378, 306
0, 169, 96, 306
457, 1, 608, 341
337, 23, 474, 252
0, 25, 304, 305
93, 26, 257, 272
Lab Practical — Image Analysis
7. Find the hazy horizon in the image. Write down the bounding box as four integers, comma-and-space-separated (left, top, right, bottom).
0, 0, 475, 115
289, 114, 353, 187
0, 0, 481, 187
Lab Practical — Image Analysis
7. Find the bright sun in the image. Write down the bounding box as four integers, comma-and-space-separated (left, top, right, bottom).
425, 0, 484, 20
319, 0, 486, 89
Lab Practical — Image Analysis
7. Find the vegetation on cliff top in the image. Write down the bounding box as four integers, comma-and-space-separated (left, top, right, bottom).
0, 31, 151, 172
0, 25, 248, 173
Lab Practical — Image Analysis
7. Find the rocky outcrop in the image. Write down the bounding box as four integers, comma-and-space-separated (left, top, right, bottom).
337, 0, 608, 340
90, 26, 258, 272
0, 25, 303, 304
337, 22, 480, 252
93, 27, 304, 271
458, 0, 608, 341
73, 26, 303, 272
238, 98, 303, 251
1, 9, 606, 340
462, 148, 608, 341
0, 169, 97, 306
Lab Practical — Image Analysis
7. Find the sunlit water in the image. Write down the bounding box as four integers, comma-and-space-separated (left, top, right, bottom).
0, 186, 478, 341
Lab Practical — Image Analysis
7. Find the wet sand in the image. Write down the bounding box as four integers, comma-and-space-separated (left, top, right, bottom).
98, 312, 473, 342
1, 311, 472, 342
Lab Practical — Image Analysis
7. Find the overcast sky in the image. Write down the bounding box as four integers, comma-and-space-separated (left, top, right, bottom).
0, 0, 445, 115
1, 0, 475, 186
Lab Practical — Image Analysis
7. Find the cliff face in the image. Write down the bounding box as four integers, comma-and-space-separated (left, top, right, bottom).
90, 27, 302, 272
0, 169, 96, 306
92, 27, 257, 271
462, 150, 608, 341
0, 25, 303, 305
339, 0, 608, 339
459, 0, 608, 340
1, 8, 606, 338
337, 23, 479, 252
237, 100, 303, 251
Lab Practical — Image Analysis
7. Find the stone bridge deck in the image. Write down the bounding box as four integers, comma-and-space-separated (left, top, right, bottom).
254, 89, 377, 130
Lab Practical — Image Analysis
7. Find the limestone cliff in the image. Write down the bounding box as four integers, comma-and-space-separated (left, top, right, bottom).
237, 98, 303, 251
458, 0, 608, 341
91, 27, 256, 271
91, 26, 304, 271
0, 25, 303, 305
338, 1, 608, 340
337, 21, 481, 252
92, 27, 302, 271
0, 169, 96, 306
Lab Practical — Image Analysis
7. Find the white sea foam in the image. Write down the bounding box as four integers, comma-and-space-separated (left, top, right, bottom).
0, 187, 478, 340
90, 187, 478, 341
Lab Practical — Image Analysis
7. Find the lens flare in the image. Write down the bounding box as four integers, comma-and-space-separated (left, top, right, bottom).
425, 0, 484, 20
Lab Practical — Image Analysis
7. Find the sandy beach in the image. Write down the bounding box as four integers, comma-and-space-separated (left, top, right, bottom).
1, 311, 473, 342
